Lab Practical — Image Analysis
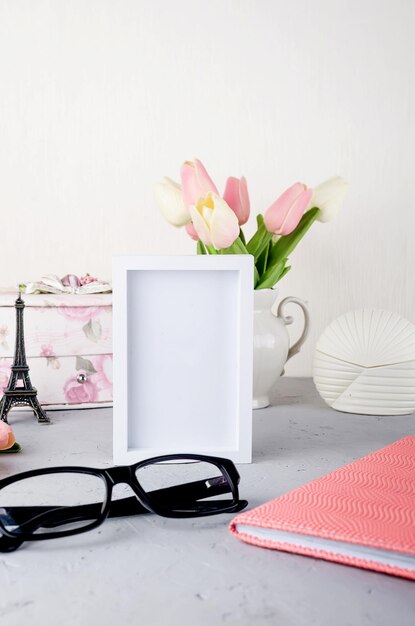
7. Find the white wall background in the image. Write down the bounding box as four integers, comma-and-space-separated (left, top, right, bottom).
0, 0, 414, 376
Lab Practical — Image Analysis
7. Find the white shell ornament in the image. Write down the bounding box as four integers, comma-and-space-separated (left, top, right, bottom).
313, 310, 415, 415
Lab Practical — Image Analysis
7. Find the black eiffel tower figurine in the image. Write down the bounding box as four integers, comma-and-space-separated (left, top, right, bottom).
0, 294, 49, 424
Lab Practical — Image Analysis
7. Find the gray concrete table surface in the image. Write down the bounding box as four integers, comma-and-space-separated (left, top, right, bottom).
0, 378, 414, 626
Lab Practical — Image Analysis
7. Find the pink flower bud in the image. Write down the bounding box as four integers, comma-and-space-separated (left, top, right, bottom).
61, 274, 81, 288
264, 183, 312, 235
0, 421, 16, 450
223, 176, 250, 225
185, 222, 199, 241
180, 159, 218, 209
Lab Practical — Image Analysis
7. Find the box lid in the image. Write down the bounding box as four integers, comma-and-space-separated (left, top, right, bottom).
0, 289, 112, 308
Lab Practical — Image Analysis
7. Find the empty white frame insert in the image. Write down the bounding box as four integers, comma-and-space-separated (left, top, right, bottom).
113, 255, 253, 464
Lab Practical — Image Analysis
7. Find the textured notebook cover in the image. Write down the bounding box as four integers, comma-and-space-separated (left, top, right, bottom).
230, 436, 415, 580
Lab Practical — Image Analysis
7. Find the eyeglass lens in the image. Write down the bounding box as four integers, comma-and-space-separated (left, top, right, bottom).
136, 459, 235, 513
0, 472, 107, 537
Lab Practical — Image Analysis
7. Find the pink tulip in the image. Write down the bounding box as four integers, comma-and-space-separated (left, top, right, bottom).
0, 421, 16, 450
185, 222, 199, 241
223, 176, 250, 225
180, 159, 218, 209
264, 183, 312, 235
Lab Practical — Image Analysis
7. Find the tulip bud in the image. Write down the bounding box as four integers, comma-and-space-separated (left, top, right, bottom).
154, 177, 190, 227
264, 183, 312, 236
189, 192, 239, 250
223, 176, 250, 225
180, 159, 218, 209
311, 176, 348, 222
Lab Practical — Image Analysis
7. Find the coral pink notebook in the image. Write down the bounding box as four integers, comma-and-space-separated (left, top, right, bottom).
230, 437, 415, 580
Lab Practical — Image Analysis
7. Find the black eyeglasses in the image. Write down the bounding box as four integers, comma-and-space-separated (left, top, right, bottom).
0, 454, 247, 551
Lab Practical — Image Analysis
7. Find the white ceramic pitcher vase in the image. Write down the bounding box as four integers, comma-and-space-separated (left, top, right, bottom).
253, 289, 310, 409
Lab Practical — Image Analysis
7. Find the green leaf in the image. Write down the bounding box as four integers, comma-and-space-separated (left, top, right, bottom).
76, 356, 97, 374
206, 245, 218, 255
278, 265, 291, 281
218, 236, 257, 287
256, 239, 272, 277
239, 228, 246, 245
0, 441, 22, 453
220, 236, 250, 255
268, 207, 320, 268
246, 215, 273, 262
197, 240, 207, 255
254, 266, 260, 288
255, 258, 288, 290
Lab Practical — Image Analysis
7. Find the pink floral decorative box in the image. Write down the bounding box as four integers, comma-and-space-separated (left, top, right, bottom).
0, 290, 112, 408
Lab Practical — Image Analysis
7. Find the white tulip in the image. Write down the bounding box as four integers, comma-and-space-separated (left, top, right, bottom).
154, 177, 190, 227
189, 192, 240, 250
311, 176, 348, 222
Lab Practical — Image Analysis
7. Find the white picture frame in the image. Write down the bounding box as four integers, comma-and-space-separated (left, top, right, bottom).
113, 255, 253, 464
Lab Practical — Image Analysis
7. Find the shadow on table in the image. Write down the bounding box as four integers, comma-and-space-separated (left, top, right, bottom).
252, 379, 414, 464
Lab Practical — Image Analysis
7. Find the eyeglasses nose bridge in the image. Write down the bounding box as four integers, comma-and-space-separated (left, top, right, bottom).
106, 465, 134, 485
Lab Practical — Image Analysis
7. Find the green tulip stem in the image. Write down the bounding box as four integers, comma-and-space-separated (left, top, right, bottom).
196, 240, 207, 255
246, 216, 273, 262
267, 207, 320, 268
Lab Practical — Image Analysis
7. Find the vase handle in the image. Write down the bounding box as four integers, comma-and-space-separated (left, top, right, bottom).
274, 297, 310, 362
